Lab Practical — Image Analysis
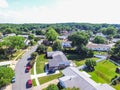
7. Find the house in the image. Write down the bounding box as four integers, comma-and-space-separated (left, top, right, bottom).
59, 67, 115, 90
18, 35, 28, 38
5, 33, 16, 37
96, 33, 106, 38
58, 36, 67, 40
62, 41, 72, 48
112, 38, 120, 43
86, 43, 111, 51
24, 39, 30, 45
46, 51, 70, 70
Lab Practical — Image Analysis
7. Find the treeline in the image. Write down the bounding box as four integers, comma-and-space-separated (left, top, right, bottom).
1, 23, 120, 35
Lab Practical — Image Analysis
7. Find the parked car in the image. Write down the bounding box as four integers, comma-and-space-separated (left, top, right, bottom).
11, 76, 16, 83
48, 69, 56, 74
27, 79, 32, 87
26, 66, 31, 71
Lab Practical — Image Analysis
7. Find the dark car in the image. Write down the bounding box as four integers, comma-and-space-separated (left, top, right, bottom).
11, 76, 16, 83
48, 69, 56, 74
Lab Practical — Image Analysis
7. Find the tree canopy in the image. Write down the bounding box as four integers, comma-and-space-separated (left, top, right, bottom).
45, 28, 58, 42
3, 36, 25, 49
101, 27, 117, 36
52, 40, 62, 51
93, 36, 106, 44
68, 31, 89, 47
36, 44, 47, 54
46, 84, 59, 90
0, 67, 14, 88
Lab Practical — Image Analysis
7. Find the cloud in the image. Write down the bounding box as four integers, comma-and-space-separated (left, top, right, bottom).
0, 0, 120, 23
0, 0, 8, 8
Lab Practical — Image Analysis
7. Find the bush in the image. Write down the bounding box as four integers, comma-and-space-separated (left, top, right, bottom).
46, 84, 59, 90
36, 44, 47, 54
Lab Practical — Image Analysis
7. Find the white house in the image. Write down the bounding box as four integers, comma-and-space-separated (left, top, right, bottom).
96, 33, 106, 38
59, 67, 115, 90
86, 43, 111, 51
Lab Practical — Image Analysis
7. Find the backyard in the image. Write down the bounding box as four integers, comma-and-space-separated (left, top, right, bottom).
88, 60, 120, 90
66, 53, 99, 66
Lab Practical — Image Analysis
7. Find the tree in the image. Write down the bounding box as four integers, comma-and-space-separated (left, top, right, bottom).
31, 52, 38, 60
46, 28, 58, 43
28, 34, 34, 40
68, 31, 89, 47
46, 84, 59, 90
101, 27, 117, 36
93, 36, 106, 44
0, 67, 14, 88
3, 36, 25, 50
52, 40, 62, 51
36, 44, 47, 54
85, 59, 96, 71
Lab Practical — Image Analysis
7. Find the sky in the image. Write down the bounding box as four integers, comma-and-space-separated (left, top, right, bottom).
0, 0, 120, 24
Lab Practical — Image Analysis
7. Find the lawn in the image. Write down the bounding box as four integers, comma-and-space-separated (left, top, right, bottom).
74, 57, 98, 66
88, 60, 120, 90
36, 54, 48, 74
31, 66, 34, 75
32, 79, 37, 86
38, 72, 62, 84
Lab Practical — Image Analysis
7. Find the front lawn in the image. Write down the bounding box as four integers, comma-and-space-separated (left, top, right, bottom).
36, 54, 48, 74
88, 60, 120, 90
38, 72, 62, 84
32, 79, 36, 86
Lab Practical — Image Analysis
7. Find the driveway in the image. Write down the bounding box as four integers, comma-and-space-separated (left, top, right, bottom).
12, 45, 38, 90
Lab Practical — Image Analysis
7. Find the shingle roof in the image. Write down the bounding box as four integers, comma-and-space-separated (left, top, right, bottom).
48, 51, 70, 67
59, 67, 115, 90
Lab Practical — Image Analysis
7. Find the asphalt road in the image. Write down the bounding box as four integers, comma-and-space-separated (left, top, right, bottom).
12, 45, 38, 90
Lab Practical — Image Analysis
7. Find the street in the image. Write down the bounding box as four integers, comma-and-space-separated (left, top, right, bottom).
12, 45, 38, 90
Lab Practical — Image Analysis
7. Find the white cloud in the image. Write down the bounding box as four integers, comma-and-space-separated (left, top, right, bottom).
0, 0, 8, 8
0, 0, 120, 23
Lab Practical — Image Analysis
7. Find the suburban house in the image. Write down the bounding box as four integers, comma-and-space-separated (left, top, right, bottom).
46, 51, 70, 71
18, 35, 28, 38
58, 36, 67, 40
59, 67, 115, 90
62, 41, 72, 48
5, 33, 16, 37
86, 43, 111, 51
112, 38, 120, 43
96, 33, 106, 38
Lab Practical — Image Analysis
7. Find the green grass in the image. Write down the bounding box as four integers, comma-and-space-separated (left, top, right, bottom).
74, 57, 98, 66
32, 79, 37, 86
38, 72, 62, 84
93, 51, 108, 55
47, 46, 52, 52
36, 54, 48, 74
31, 66, 34, 75
88, 60, 120, 90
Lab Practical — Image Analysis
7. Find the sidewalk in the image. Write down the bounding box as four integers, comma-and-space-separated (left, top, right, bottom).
31, 70, 60, 79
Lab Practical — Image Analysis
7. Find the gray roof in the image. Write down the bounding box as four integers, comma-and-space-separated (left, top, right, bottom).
59, 67, 115, 90
48, 51, 70, 67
